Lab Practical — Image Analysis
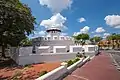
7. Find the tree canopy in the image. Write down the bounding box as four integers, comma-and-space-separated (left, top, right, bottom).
0, 0, 36, 57
73, 34, 89, 45
103, 33, 120, 49
73, 33, 89, 41
20, 37, 32, 47
90, 36, 102, 43
106, 33, 120, 40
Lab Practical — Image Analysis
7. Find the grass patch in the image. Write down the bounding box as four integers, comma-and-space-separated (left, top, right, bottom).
67, 60, 74, 67
67, 57, 80, 67
73, 57, 80, 63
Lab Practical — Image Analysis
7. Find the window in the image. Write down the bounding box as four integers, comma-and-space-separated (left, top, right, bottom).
54, 37, 57, 40
45, 38, 47, 40
61, 37, 64, 40
48, 37, 50, 40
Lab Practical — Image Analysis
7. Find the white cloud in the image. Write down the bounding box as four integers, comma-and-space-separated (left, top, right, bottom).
40, 13, 67, 30
95, 27, 105, 33
103, 33, 110, 38
91, 31, 95, 33
61, 33, 68, 36
39, 0, 72, 13
94, 34, 101, 37
73, 26, 90, 36
80, 26, 90, 34
78, 17, 86, 23
38, 31, 46, 36
29, 31, 46, 39
105, 15, 120, 28
73, 32, 81, 36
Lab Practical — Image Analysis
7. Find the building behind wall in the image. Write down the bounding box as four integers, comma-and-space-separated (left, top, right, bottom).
32, 26, 74, 50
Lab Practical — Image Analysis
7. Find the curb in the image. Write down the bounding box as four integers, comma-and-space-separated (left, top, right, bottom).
36, 56, 90, 80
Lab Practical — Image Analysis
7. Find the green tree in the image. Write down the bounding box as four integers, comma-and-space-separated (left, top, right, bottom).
20, 37, 32, 47
90, 37, 102, 44
0, 0, 35, 57
106, 33, 120, 49
73, 34, 89, 45
116, 34, 120, 48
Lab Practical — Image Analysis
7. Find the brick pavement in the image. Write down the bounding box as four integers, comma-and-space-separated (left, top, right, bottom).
64, 52, 120, 80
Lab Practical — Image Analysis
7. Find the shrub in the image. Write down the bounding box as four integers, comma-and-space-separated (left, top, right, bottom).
24, 64, 32, 68
67, 57, 80, 67
67, 60, 74, 67
39, 71, 48, 77
73, 58, 80, 63
76, 52, 83, 58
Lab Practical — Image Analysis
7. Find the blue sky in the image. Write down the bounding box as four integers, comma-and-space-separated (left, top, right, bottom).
21, 0, 120, 38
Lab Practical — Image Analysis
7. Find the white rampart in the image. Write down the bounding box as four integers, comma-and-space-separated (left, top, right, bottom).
9, 47, 19, 63
9, 45, 98, 65
69, 45, 83, 53
53, 46, 67, 53
19, 47, 33, 56
38, 46, 50, 53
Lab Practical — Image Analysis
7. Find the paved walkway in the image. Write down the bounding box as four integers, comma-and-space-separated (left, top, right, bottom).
64, 52, 120, 80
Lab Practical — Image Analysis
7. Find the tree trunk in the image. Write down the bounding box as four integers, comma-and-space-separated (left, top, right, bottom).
2, 44, 6, 58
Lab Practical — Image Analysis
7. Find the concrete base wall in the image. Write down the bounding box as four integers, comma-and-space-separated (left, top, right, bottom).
18, 53, 77, 65
10, 45, 98, 65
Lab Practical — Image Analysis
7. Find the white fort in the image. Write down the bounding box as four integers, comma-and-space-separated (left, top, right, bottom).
32, 26, 98, 54
32, 26, 74, 48
9, 25, 98, 65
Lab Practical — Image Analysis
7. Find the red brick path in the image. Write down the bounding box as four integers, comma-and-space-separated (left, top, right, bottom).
64, 52, 120, 80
